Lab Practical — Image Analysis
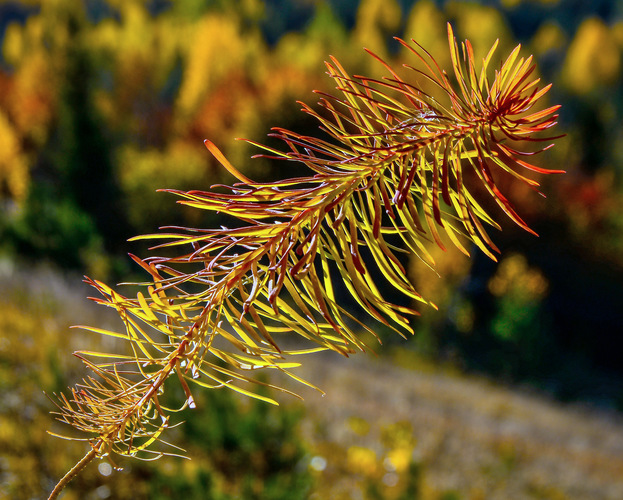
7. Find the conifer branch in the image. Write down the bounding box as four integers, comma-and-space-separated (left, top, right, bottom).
48, 24, 562, 497
48, 448, 97, 500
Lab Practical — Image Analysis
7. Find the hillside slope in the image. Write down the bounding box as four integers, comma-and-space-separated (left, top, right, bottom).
278, 349, 623, 499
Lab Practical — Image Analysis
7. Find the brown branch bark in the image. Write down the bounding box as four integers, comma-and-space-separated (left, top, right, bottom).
48, 447, 97, 500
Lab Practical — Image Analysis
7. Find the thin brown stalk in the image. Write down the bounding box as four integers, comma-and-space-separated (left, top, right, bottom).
48, 447, 97, 500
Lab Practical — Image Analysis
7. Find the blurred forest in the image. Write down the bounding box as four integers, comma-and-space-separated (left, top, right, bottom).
2, 0, 623, 498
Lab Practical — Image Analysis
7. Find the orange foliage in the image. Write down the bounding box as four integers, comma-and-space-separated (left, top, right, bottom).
562, 17, 621, 93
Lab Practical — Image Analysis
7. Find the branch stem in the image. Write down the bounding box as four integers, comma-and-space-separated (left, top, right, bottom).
48, 447, 97, 500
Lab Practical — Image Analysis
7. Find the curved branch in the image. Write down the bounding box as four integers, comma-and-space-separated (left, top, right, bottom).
48, 23, 562, 498
48, 448, 97, 500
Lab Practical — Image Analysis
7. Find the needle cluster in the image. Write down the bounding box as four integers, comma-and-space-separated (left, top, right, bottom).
48, 24, 561, 498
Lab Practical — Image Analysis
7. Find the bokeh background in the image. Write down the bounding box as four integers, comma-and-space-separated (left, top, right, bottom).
2, 0, 623, 498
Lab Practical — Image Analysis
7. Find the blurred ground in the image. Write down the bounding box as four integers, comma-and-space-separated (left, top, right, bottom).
275, 347, 623, 499
2, 262, 623, 499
